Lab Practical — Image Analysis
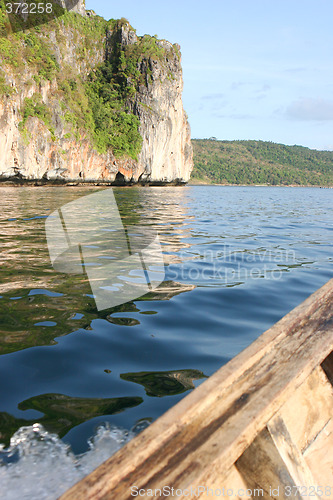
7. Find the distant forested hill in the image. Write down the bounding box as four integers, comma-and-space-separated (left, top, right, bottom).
191, 139, 333, 186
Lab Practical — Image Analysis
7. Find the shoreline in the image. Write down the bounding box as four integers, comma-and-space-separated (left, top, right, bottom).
188, 180, 332, 188
0, 178, 188, 188
0, 178, 331, 188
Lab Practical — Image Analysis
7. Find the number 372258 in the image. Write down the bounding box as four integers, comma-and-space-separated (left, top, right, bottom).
5, 3, 53, 14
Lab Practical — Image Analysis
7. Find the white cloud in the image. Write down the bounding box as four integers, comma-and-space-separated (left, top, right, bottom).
213, 113, 254, 120
286, 98, 333, 121
230, 113, 254, 119
201, 93, 225, 100
284, 67, 307, 73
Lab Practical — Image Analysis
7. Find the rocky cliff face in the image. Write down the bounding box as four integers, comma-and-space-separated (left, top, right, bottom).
123, 30, 192, 184
57, 0, 86, 16
0, 4, 193, 184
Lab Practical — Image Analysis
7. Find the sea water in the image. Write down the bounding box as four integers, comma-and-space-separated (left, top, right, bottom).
0, 185, 332, 498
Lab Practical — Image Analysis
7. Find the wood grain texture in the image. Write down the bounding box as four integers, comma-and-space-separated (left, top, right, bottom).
60, 278, 333, 500
191, 465, 251, 500
277, 366, 333, 452
304, 418, 333, 486
236, 416, 318, 499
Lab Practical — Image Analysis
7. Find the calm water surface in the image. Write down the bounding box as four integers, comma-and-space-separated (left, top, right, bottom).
0, 185, 332, 493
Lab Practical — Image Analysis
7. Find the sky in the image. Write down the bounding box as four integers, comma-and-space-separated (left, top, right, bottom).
85, 0, 333, 151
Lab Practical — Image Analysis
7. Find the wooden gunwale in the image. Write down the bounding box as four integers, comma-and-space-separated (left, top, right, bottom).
61, 278, 333, 499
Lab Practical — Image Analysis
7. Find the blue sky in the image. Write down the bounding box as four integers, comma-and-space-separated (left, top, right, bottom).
85, 0, 333, 150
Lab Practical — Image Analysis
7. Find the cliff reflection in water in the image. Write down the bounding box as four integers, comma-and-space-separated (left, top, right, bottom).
0, 369, 205, 447
1, 185, 332, 456
0, 186, 194, 354
0, 186, 200, 450
120, 369, 207, 397
0, 394, 143, 448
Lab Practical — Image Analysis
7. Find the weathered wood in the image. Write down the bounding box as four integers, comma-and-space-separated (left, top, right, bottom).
304, 418, 333, 486
277, 366, 333, 451
193, 465, 252, 499
236, 416, 318, 499
267, 417, 318, 494
60, 278, 333, 500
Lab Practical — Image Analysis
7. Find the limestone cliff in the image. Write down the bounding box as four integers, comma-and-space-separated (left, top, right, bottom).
0, 2, 193, 184
123, 29, 192, 184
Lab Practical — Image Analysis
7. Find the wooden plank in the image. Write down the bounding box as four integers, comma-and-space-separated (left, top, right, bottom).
186, 465, 252, 500
304, 418, 333, 487
322, 351, 333, 385
60, 278, 333, 500
236, 416, 318, 499
266, 416, 318, 496
277, 366, 333, 452
237, 427, 292, 500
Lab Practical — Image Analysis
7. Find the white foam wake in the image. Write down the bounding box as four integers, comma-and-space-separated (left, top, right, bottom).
0, 422, 146, 499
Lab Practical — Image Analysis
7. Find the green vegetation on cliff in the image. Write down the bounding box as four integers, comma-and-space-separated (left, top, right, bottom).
86, 61, 142, 157
0, 4, 176, 160
191, 139, 333, 186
